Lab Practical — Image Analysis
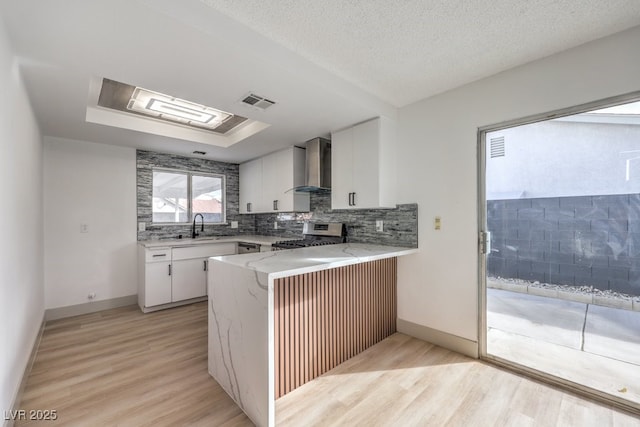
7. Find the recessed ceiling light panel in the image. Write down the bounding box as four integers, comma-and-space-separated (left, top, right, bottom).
127, 87, 231, 130
97, 78, 247, 134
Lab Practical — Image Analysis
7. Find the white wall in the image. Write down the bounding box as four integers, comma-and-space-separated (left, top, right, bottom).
44, 137, 137, 309
0, 19, 44, 416
396, 25, 640, 344
487, 120, 640, 199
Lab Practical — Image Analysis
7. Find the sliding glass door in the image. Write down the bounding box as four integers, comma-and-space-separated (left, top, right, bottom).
479, 96, 640, 411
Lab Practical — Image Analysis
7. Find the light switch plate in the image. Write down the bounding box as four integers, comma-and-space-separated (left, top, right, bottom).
138, 222, 146, 232
80, 223, 89, 233
230, 221, 238, 229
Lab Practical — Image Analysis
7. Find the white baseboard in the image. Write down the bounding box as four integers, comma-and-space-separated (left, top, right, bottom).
397, 318, 479, 358
140, 296, 207, 313
5, 315, 45, 427
45, 294, 138, 321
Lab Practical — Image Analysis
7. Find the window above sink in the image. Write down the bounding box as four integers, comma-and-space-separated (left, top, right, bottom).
152, 168, 226, 224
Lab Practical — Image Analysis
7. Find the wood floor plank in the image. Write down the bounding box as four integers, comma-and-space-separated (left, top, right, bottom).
16, 302, 252, 427
15, 302, 640, 426
276, 331, 640, 427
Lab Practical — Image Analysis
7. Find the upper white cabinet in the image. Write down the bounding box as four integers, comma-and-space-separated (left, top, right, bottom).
239, 147, 309, 214
239, 158, 262, 214
331, 117, 397, 210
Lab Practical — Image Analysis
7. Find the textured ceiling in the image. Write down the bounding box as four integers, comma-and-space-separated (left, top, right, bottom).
201, 0, 640, 107
1, 0, 639, 162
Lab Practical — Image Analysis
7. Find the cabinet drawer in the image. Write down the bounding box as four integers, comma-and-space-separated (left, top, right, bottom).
172, 243, 237, 261
145, 247, 171, 263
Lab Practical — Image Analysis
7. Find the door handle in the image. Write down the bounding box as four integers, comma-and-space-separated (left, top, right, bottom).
203, 260, 208, 271
168, 264, 172, 276
247, 202, 252, 212
348, 192, 352, 206
273, 200, 278, 210
352, 192, 356, 206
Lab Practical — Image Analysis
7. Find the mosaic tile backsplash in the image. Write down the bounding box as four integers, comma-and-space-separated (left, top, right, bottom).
137, 150, 418, 248
137, 150, 254, 240
255, 193, 418, 248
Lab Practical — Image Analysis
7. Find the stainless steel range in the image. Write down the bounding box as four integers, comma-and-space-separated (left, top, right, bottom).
272, 222, 347, 250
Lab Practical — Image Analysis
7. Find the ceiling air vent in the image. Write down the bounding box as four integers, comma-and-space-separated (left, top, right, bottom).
241, 93, 276, 110
490, 136, 505, 158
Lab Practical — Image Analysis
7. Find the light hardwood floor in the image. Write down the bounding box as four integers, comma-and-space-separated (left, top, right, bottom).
15, 302, 640, 426
16, 302, 251, 426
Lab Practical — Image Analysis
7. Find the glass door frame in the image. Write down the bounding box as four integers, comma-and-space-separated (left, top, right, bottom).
477, 90, 640, 413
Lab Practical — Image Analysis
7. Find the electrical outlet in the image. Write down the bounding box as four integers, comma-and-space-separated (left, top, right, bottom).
274, 221, 278, 230
88, 292, 96, 300
375, 220, 384, 232
230, 221, 238, 229
80, 223, 89, 233
138, 222, 146, 232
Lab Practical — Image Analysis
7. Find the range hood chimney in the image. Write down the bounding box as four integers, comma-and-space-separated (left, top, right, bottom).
293, 137, 331, 193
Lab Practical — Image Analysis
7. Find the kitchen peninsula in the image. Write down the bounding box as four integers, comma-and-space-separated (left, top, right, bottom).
208, 243, 418, 427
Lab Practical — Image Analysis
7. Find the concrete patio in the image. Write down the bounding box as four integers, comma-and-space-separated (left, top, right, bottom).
487, 288, 640, 406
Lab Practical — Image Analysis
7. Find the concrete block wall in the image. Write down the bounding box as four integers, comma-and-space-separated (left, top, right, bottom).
488, 194, 640, 296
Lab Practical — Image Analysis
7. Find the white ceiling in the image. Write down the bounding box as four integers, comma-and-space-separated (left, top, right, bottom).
1, 0, 639, 163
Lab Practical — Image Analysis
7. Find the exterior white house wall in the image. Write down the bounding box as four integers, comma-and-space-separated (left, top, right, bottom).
487, 119, 640, 200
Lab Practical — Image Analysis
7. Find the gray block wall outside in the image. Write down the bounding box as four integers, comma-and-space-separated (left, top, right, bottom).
488, 194, 640, 296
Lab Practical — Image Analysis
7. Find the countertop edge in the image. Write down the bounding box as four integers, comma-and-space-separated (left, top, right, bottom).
138, 235, 296, 248
267, 248, 418, 280
209, 244, 419, 279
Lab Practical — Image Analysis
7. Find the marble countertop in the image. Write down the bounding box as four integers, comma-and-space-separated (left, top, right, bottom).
210, 243, 418, 279
138, 235, 296, 248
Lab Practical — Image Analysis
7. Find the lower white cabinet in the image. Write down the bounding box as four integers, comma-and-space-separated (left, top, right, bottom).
144, 257, 172, 307
171, 258, 208, 301
138, 242, 236, 312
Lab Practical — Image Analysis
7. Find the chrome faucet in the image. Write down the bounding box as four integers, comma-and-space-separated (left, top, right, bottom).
192, 213, 204, 239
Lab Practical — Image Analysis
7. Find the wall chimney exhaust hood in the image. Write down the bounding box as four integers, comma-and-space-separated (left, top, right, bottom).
293, 137, 331, 193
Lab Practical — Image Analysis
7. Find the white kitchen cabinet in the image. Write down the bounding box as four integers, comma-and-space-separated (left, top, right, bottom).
171, 258, 207, 301
138, 247, 172, 309
171, 243, 236, 302
138, 242, 236, 312
239, 147, 309, 214
331, 117, 397, 210
239, 158, 262, 213
144, 262, 172, 306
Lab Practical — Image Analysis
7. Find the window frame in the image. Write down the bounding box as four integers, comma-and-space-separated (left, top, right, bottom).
151, 167, 226, 225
